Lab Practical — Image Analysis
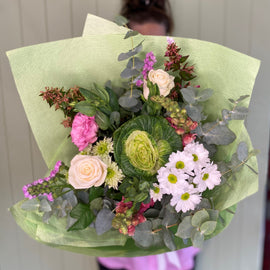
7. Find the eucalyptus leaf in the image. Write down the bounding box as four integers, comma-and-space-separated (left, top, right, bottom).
175, 216, 193, 239
127, 57, 144, 70
236, 95, 249, 103
185, 104, 203, 122
162, 228, 176, 251
95, 208, 115, 235
124, 30, 139, 39
113, 15, 128, 26
231, 106, 248, 120
90, 197, 103, 212
206, 209, 219, 221
191, 230, 204, 248
200, 221, 217, 235
120, 67, 140, 79
237, 141, 249, 161
123, 89, 142, 98
42, 211, 53, 224
21, 198, 40, 211
181, 88, 196, 104
202, 122, 236, 145
39, 198, 52, 212
162, 205, 179, 226
191, 209, 209, 227
118, 41, 143, 61
133, 220, 154, 248
222, 109, 231, 123
196, 198, 212, 210
195, 88, 213, 102
118, 95, 138, 108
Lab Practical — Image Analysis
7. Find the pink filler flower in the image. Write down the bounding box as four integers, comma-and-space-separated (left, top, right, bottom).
71, 113, 99, 151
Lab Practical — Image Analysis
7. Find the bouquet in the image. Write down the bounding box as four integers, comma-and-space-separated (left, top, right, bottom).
7, 15, 260, 257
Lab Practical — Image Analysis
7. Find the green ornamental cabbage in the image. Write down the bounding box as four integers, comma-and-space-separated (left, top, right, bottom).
113, 115, 182, 178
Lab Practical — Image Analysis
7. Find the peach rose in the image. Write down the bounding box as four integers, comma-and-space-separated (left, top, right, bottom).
143, 69, 174, 99
68, 155, 107, 189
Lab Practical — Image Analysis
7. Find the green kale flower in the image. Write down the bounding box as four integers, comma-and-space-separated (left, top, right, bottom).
113, 115, 182, 178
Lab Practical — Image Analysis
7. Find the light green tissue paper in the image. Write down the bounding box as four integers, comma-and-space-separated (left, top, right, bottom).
7, 14, 260, 256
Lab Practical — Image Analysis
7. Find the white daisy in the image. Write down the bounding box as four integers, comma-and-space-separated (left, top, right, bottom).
150, 183, 163, 202
92, 137, 114, 157
157, 167, 189, 195
102, 157, 124, 189
170, 182, 201, 213
166, 150, 194, 175
184, 142, 210, 169
193, 163, 222, 192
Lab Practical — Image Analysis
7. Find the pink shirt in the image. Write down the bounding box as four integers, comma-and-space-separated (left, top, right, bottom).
98, 247, 200, 270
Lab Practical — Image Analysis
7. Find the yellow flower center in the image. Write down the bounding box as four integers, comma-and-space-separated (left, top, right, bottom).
176, 161, 185, 169
181, 192, 190, 201
202, 173, 209, 181
168, 174, 177, 184
192, 154, 198, 161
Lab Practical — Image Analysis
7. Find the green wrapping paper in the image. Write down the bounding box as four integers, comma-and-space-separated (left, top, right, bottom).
7, 14, 260, 256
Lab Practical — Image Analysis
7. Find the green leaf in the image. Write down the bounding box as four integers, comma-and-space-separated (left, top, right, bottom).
236, 95, 249, 103
95, 208, 115, 235
185, 104, 203, 122
206, 209, 219, 221
180, 71, 196, 81
191, 209, 210, 227
195, 88, 213, 102
231, 106, 248, 120
191, 229, 204, 248
89, 186, 104, 202
120, 67, 140, 79
237, 141, 248, 161
202, 122, 236, 145
127, 57, 144, 70
181, 88, 196, 104
162, 228, 176, 251
105, 86, 120, 111
118, 41, 143, 61
118, 95, 138, 108
133, 220, 154, 248
95, 110, 111, 130
74, 101, 97, 116
68, 203, 94, 231
114, 15, 128, 26
175, 216, 193, 239
162, 205, 179, 226
110, 111, 121, 126
21, 198, 40, 211
39, 199, 52, 212
79, 87, 99, 100
124, 30, 139, 39
200, 221, 217, 235
123, 89, 142, 98
90, 197, 103, 212
93, 83, 110, 103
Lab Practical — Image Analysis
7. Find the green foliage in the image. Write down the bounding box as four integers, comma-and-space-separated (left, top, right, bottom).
124, 30, 139, 39
133, 221, 154, 248
74, 101, 97, 116
68, 203, 94, 231
21, 198, 40, 211
118, 41, 143, 61
95, 208, 115, 235
114, 15, 128, 26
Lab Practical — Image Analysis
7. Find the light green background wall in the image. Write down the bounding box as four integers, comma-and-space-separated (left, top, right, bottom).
0, 1, 269, 270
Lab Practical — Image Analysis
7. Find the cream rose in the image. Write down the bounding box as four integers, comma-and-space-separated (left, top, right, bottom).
68, 155, 107, 189
143, 69, 175, 99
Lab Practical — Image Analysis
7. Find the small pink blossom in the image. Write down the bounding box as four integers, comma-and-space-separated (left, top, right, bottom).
71, 113, 99, 151
183, 133, 197, 147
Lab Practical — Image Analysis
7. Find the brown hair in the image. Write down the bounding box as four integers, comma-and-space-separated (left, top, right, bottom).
120, 0, 174, 34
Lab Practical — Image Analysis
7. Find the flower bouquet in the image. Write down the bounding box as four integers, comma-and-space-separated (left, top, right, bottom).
7, 14, 260, 257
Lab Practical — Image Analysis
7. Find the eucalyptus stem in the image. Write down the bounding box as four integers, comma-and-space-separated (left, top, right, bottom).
152, 223, 178, 234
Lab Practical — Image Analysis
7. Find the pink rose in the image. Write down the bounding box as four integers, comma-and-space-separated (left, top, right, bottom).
68, 155, 107, 189
71, 113, 98, 151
